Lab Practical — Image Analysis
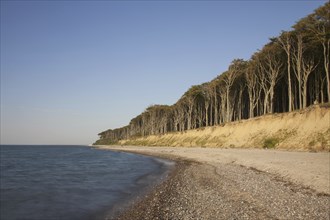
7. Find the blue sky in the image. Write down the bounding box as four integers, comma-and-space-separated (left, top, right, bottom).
1, 0, 326, 145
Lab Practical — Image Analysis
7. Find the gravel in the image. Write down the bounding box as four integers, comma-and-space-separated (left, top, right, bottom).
111, 157, 329, 220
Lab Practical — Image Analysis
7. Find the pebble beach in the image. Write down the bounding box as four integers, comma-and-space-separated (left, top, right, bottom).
97, 146, 330, 220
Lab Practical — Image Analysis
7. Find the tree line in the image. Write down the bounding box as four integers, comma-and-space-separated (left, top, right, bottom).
95, 3, 329, 145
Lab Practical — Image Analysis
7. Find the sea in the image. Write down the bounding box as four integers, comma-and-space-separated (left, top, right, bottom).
0, 145, 173, 220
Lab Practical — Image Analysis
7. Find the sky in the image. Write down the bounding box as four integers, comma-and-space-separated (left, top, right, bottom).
0, 0, 326, 145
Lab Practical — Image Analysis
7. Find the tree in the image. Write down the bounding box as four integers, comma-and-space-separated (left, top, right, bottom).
277, 31, 294, 112
309, 3, 330, 103
222, 59, 243, 122
257, 46, 283, 114
292, 34, 305, 110
245, 60, 261, 118
201, 83, 211, 127
301, 57, 318, 108
293, 2, 329, 104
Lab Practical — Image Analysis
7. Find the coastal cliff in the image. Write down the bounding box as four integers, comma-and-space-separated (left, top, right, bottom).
113, 104, 329, 151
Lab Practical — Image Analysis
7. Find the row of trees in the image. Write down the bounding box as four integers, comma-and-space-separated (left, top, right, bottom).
96, 3, 329, 144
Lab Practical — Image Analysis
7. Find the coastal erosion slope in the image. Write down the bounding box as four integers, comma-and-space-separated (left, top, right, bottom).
119, 104, 330, 151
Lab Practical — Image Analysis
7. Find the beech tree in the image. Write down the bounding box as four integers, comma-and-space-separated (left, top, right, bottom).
277, 31, 294, 112
222, 59, 243, 122
301, 57, 318, 108
295, 2, 330, 102
261, 45, 283, 113
245, 59, 261, 118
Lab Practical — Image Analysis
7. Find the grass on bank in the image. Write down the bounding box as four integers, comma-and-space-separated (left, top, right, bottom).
263, 138, 279, 149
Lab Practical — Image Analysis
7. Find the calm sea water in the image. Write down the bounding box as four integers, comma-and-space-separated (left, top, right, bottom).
0, 145, 172, 220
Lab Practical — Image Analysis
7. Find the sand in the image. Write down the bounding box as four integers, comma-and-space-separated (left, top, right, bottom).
96, 145, 330, 219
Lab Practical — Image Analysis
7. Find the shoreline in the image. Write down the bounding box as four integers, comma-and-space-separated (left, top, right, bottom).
100, 151, 176, 220
96, 145, 330, 219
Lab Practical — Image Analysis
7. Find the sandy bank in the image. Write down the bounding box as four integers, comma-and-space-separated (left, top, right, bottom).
98, 146, 329, 219
118, 105, 330, 151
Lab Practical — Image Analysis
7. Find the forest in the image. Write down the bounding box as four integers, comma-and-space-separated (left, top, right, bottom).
95, 3, 329, 145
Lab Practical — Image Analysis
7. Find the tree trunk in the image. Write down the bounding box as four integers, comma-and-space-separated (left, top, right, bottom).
205, 103, 209, 127
278, 33, 293, 112
226, 86, 230, 122
302, 58, 317, 108
322, 41, 330, 102
292, 34, 305, 110
214, 88, 218, 125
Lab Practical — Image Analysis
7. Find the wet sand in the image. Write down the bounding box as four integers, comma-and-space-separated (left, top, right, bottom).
97, 146, 330, 219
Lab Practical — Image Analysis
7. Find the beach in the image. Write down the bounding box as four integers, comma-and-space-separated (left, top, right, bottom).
96, 146, 330, 219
